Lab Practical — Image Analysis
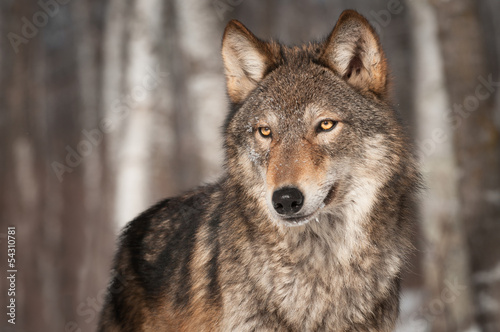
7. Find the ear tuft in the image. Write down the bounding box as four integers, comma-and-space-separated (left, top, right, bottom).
222, 20, 278, 104
321, 10, 389, 99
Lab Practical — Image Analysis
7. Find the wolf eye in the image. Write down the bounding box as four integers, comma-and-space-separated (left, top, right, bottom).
258, 127, 272, 137
318, 120, 338, 132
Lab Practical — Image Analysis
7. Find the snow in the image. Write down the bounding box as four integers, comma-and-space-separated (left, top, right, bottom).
395, 289, 426, 332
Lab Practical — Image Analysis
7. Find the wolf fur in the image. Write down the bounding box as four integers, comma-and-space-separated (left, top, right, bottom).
99, 10, 420, 331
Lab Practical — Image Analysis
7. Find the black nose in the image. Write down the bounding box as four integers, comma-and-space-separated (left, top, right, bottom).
272, 187, 304, 215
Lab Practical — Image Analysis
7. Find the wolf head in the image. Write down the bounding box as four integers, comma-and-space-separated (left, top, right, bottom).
222, 10, 417, 228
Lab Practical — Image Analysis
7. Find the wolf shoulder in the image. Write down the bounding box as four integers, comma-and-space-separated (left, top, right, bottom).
116, 181, 224, 276
98, 182, 225, 331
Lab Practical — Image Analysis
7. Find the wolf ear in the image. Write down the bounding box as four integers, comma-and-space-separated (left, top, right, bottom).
321, 10, 388, 99
222, 20, 278, 104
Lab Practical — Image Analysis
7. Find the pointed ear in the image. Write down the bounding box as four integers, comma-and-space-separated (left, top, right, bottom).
222, 20, 278, 104
321, 10, 389, 99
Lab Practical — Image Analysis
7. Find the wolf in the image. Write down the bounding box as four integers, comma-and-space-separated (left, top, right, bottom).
99, 10, 420, 332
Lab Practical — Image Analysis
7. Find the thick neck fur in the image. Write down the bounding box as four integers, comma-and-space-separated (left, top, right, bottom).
220, 174, 407, 331
220, 87, 418, 330
226, 171, 408, 266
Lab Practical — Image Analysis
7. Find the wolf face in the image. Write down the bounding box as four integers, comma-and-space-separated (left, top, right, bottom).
223, 11, 409, 228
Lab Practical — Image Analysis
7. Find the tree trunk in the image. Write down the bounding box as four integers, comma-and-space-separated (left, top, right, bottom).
431, 0, 500, 331
171, 0, 226, 189
0, 2, 114, 331
409, 1, 476, 331
104, 0, 166, 228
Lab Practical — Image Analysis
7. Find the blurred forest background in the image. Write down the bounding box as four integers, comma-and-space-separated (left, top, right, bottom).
1, 0, 499, 331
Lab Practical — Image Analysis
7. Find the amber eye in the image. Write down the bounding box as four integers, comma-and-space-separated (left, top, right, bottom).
258, 127, 272, 137
318, 120, 338, 132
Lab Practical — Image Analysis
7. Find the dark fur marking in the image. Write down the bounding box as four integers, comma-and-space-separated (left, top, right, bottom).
127, 194, 210, 307
109, 277, 132, 328
345, 55, 363, 80
279, 44, 287, 64
124, 201, 158, 279
207, 208, 222, 303
106, 201, 166, 325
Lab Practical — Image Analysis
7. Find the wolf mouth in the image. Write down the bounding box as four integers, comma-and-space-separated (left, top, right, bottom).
322, 183, 338, 206
282, 214, 315, 225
